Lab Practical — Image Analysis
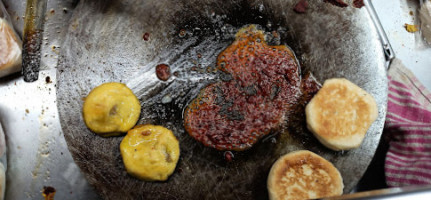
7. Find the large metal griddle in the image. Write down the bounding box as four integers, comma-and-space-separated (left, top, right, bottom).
56, 0, 388, 199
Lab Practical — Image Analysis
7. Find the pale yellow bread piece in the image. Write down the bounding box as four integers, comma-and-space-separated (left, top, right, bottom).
305, 78, 378, 151
83, 82, 141, 137
267, 150, 343, 200
120, 124, 180, 181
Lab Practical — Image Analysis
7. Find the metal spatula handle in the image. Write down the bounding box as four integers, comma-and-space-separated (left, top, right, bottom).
364, 0, 395, 69
22, 0, 48, 82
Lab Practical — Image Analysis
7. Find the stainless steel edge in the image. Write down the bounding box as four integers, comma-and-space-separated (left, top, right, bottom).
1, 0, 101, 199
364, 0, 395, 68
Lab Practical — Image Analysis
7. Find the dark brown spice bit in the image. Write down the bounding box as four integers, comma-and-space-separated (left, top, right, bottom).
45, 76, 52, 83
179, 29, 186, 37
42, 186, 56, 200
353, 0, 365, 8
143, 32, 150, 41
109, 105, 118, 115
155, 64, 171, 81
294, 0, 309, 13
141, 130, 152, 136
224, 151, 234, 162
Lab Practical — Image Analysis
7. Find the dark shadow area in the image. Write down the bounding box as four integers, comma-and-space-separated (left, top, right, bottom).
355, 137, 389, 192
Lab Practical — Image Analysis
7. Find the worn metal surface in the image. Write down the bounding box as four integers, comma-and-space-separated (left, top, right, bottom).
57, 0, 387, 199
0, 0, 100, 199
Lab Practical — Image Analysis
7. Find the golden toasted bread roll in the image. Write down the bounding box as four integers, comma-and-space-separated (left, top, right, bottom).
267, 150, 343, 200
83, 82, 141, 137
120, 125, 180, 181
305, 78, 378, 151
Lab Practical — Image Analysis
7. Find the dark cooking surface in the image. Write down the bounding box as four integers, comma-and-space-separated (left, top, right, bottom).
57, 0, 387, 199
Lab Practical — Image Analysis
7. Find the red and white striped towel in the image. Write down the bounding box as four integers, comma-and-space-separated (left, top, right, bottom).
384, 58, 431, 187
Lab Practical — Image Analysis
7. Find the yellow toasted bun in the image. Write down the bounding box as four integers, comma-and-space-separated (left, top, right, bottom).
305, 78, 378, 151
267, 150, 343, 200
83, 82, 141, 137
120, 124, 180, 181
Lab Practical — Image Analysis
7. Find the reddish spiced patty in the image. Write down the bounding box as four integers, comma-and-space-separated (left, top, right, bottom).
184, 25, 320, 151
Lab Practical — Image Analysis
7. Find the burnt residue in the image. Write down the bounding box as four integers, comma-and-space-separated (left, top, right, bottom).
22, 29, 42, 82
353, 0, 365, 8
142, 32, 150, 41
294, 0, 309, 13
22, 0, 48, 82
42, 186, 56, 200
169, 0, 304, 57
155, 64, 171, 81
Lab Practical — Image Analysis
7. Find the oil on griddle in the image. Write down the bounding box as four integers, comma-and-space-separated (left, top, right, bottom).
57, 0, 387, 199
184, 25, 321, 152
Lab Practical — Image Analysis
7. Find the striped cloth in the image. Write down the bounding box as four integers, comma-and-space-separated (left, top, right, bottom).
384, 58, 431, 187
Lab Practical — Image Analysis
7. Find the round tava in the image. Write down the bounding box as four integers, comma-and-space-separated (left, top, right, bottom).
57, 0, 387, 199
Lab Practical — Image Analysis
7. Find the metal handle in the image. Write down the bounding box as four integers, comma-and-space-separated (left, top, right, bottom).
22, 0, 48, 82
364, 0, 395, 69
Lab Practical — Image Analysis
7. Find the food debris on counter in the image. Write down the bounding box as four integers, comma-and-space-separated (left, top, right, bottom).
42, 186, 56, 200
405, 23, 419, 33
51, 45, 60, 55
45, 76, 52, 84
